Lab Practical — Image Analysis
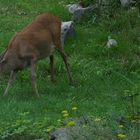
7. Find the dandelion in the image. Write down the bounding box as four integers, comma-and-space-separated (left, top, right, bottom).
67, 121, 76, 127
63, 113, 69, 117
119, 125, 124, 128
72, 107, 78, 111
62, 110, 68, 114
117, 134, 126, 139
95, 118, 101, 122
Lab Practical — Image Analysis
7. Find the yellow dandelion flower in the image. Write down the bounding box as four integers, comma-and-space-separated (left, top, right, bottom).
119, 125, 124, 128
67, 121, 76, 127
95, 118, 101, 122
46, 128, 51, 133
72, 107, 78, 111
62, 110, 68, 114
63, 113, 69, 117
117, 134, 126, 139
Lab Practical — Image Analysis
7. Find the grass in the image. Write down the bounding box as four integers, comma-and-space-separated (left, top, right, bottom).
0, 0, 140, 139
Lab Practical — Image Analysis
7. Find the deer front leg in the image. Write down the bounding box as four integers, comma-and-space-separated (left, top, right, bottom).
3, 70, 17, 97
58, 48, 73, 84
54, 40, 74, 84
30, 60, 40, 97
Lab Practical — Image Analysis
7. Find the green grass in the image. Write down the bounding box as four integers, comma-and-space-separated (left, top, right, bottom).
0, 0, 140, 139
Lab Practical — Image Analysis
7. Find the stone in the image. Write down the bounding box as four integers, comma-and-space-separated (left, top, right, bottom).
66, 3, 95, 21
66, 4, 83, 14
50, 128, 72, 140
50, 116, 90, 140
120, 0, 134, 7
61, 21, 76, 46
106, 36, 118, 48
72, 6, 94, 21
50, 127, 87, 140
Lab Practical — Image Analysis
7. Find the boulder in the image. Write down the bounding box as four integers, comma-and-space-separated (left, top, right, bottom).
72, 6, 94, 21
50, 127, 86, 140
50, 116, 89, 140
50, 128, 72, 140
66, 3, 95, 21
66, 3, 83, 14
120, 0, 135, 7
61, 21, 76, 46
106, 36, 118, 48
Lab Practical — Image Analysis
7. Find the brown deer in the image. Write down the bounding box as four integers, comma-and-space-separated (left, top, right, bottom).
0, 13, 73, 97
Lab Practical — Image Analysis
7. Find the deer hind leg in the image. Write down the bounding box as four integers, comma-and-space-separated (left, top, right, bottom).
3, 70, 17, 97
30, 59, 40, 97
55, 40, 73, 84
49, 55, 56, 82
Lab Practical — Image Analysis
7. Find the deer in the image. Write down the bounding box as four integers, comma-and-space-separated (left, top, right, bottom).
0, 13, 73, 97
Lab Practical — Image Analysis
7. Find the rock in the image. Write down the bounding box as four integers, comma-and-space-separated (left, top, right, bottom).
66, 3, 95, 21
72, 5, 94, 21
106, 36, 118, 48
50, 116, 90, 140
50, 115, 115, 140
61, 21, 76, 46
66, 3, 83, 14
50, 127, 87, 140
50, 128, 72, 140
120, 0, 135, 7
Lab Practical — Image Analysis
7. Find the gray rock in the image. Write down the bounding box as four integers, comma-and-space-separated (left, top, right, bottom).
50, 116, 116, 140
50, 116, 90, 140
61, 21, 76, 46
106, 36, 118, 48
72, 6, 94, 21
66, 3, 95, 21
66, 4, 83, 14
50, 128, 72, 140
120, 0, 135, 7
50, 127, 86, 140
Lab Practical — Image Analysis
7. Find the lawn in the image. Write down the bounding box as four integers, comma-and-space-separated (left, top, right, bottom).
0, 0, 140, 139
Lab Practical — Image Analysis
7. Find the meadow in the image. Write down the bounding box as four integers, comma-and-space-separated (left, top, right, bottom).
0, 0, 140, 139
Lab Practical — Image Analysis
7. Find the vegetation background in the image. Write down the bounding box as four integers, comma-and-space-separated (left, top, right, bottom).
0, 0, 140, 139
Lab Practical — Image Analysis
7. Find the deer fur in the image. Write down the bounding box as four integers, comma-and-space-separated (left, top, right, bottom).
0, 13, 73, 97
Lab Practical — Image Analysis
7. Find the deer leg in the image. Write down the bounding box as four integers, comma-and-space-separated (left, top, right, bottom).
49, 55, 56, 82
30, 60, 40, 97
57, 47, 73, 84
3, 70, 17, 97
